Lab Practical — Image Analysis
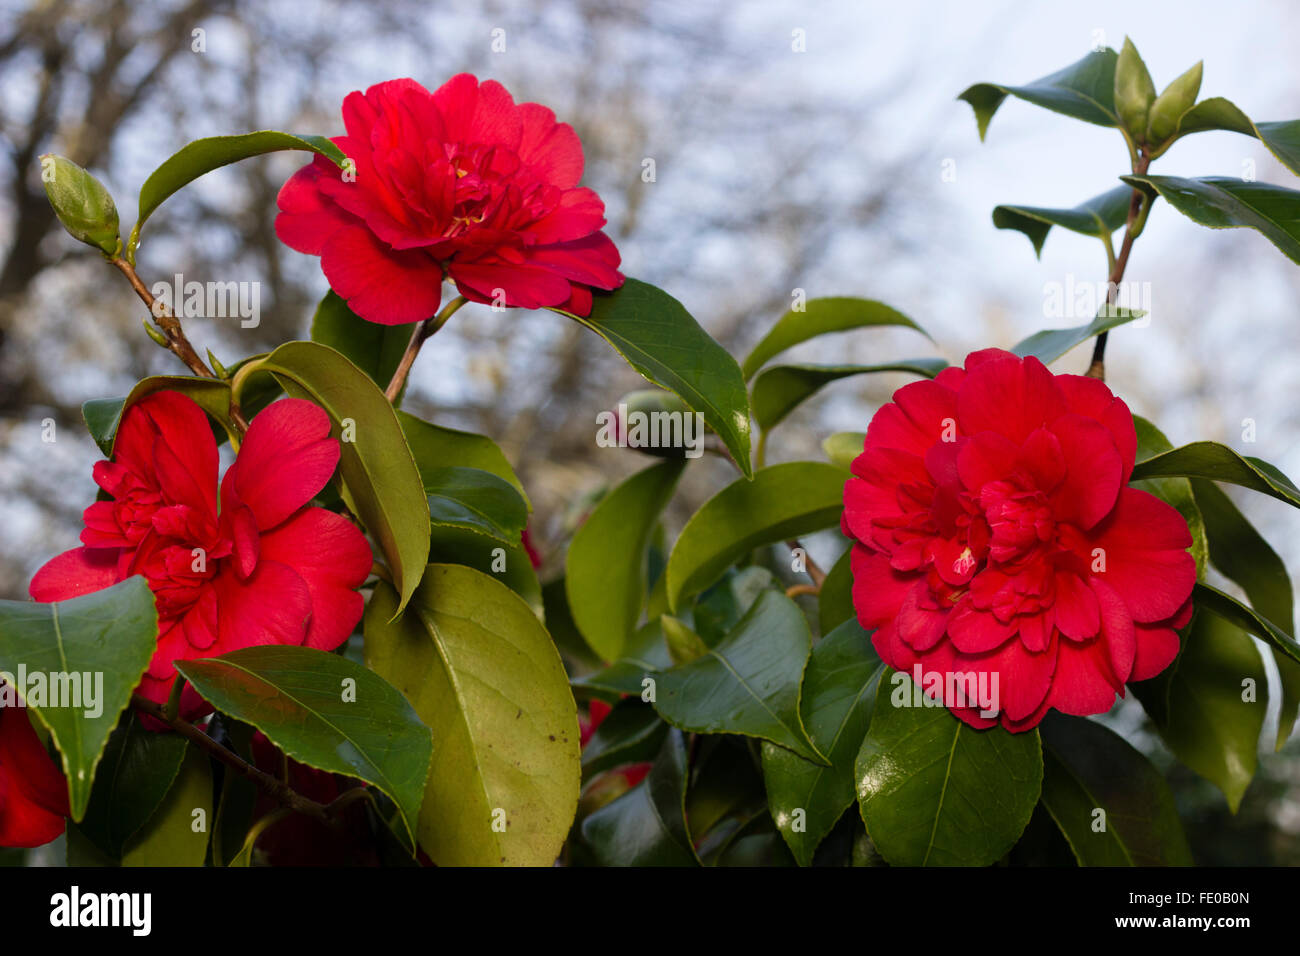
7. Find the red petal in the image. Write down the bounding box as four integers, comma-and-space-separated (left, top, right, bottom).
28, 547, 120, 602
320, 225, 444, 326
1047, 414, 1123, 530
224, 399, 339, 531
212, 560, 312, 655
259, 507, 371, 651
957, 351, 1066, 443
850, 546, 915, 631
1085, 488, 1196, 623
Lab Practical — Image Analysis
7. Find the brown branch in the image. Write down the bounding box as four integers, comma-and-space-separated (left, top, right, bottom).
786, 539, 827, 589
109, 255, 216, 380
131, 694, 337, 828
1087, 153, 1151, 380
383, 295, 468, 403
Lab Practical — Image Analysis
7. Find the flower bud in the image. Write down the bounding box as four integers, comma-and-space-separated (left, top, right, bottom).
39, 154, 121, 256
1114, 38, 1156, 148
1146, 61, 1203, 146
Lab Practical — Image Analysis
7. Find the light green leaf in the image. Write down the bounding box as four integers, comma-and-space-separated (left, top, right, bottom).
742, 297, 931, 380
666, 462, 847, 612
122, 743, 213, 867
424, 466, 528, 544
822, 432, 864, 472
255, 340, 428, 612
364, 565, 580, 866
397, 410, 529, 507
567, 461, 685, 662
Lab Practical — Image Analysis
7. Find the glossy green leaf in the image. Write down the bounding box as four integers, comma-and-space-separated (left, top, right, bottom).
992, 185, 1133, 257
1011, 306, 1145, 365
75, 713, 188, 860
427, 524, 542, 616
752, 359, 947, 431
1133, 610, 1266, 813
1192, 478, 1298, 748
1039, 714, 1193, 866
122, 743, 213, 867
397, 410, 528, 506
1125, 174, 1300, 265
581, 699, 667, 781
1131, 415, 1209, 576
256, 340, 428, 612
1130, 438, 1300, 510
855, 674, 1042, 866
424, 466, 528, 544
0, 577, 157, 819
653, 590, 825, 763
818, 549, 855, 635
763, 620, 883, 866
365, 565, 580, 866
571, 618, 673, 699
1172, 98, 1300, 176
175, 645, 432, 845
1194, 582, 1300, 666
579, 729, 698, 866
567, 461, 685, 662
666, 462, 846, 611
822, 432, 864, 472
83, 376, 236, 455
741, 297, 931, 380
554, 279, 752, 476
959, 48, 1119, 140
310, 290, 415, 395
688, 566, 778, 647
130, 131, 345, 257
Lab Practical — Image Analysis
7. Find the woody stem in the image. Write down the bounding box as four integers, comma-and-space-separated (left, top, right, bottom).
109, 257, 218, 383
1086, 152, 1151, 381
384, 295, 469, 403
131, 694, 337, 828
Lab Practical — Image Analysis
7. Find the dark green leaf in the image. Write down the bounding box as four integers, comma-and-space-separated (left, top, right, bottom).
1172, 98, 1300, 176
581, 699, 667, 781
76, 713, 188, 860
1194, 582, 1300, 666
427, 524, 541, 615
666, 462, 846, 611
1011, 306, 1145, 365
1039, 713, 1193, 866
255, 340, 428, 612
1133, 609, 1266, 812
653, 590, 825, 763
818, 549, 855, 635
855, 674, 1042, 866
752, 359, 947, 431
130, 131, 345, 257
763, 620, 882, 866
175, 645, 432, 845
397, 410, 528, 506
121, 743, 213, 867
1192, 478, 1298, 748
741, 297, 931, 380
580, 729, 698, 866
959, 48, 1118, 140
83, 376, 236, 455
424, 466, 528, 544
1131, 415, 1209, 577
571, 618, 673, 699
554, 279, 752, 476
567, 461, 685, 662
1130, 438, 1300, 510
0, 577, 157, 819
992, 186, 1133, 257
364, 565, 580, 866
310, 290, 415, 395
1125, 174, 1300, 265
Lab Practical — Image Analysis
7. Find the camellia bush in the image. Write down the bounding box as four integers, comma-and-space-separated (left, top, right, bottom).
4, 39, 1300, 867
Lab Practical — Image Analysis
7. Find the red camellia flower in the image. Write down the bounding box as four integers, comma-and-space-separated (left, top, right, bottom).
29, 392, 372, 715
0, 704, 68, 847
275, 74, 624, 325
842, 348, 1196, 732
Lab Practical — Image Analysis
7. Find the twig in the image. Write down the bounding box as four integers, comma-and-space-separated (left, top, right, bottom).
109, 256, 216, 382
383, 295, 468, 402
131, 693, 337, 828
786, 539, 827, 588
1086, 152, 1151, 380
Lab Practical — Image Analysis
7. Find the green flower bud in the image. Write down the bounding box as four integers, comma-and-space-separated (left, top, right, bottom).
1147, 61, 1203, 146
1114, 38, 1157, 148
39, 154, 121, 256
